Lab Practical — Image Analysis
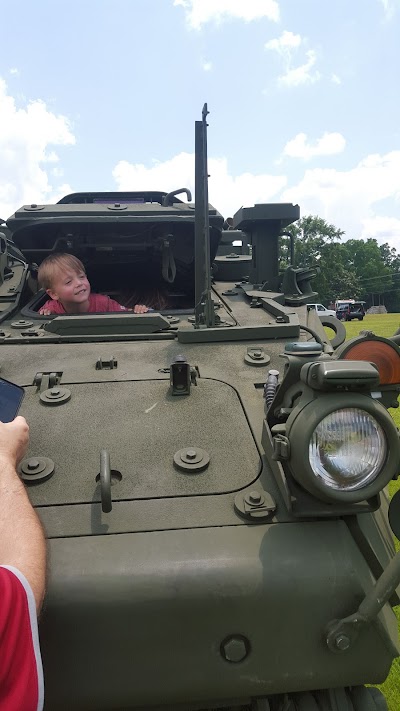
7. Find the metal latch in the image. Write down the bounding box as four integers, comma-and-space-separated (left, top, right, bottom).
272, 434, 290, 460
250, 298, 262, 308
170, 355, 200, 395
21, 329, 40, 337
96, 357, 118, 370
234, 489, 277, 522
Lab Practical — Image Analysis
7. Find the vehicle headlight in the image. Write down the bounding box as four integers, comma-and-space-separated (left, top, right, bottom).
309, 408, 386, 491
282, 393, 399, 503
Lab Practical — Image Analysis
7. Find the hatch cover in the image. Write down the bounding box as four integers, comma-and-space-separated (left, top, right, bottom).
22, 379, 260, 506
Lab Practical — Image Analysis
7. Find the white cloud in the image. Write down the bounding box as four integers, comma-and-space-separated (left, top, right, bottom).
265, 30, 301, 59
361, 215, 400, 250
278, 49, 320, 87
9, 68, 19, 76
331, 73, 341, 85
283, 132, 346, 160
0, 77, 75, 220
379, 0, 398, 19
265, 32, 320, 87
112, 152, 287, 219
202, 60, 213, 71
174, 0, 280, 29
281, 150, 400, 250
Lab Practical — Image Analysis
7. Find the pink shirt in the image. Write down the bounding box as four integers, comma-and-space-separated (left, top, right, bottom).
0, 566, 44, 711
42, 293, 127, 314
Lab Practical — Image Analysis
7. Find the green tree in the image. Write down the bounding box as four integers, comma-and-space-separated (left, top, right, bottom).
342, 239, 392, 298
377, 243, 400, 311
315, 242, 360, 305
285, 215, 344, 268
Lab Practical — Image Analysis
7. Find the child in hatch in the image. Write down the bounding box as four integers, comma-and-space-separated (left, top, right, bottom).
38, 253, 149, 315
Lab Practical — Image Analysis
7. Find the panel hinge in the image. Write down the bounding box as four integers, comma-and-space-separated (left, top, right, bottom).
33, 371, 63, 392
33, 371, 71, 406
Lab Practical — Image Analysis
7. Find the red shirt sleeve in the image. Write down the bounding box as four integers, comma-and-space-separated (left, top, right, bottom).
39, 299, 65, 314
0, 566, 44, 711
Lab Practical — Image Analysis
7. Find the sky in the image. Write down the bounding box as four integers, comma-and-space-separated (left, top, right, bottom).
1, 0, 400, 251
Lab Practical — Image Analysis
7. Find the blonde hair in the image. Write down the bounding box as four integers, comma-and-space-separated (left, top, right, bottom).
38, 253, 86, 290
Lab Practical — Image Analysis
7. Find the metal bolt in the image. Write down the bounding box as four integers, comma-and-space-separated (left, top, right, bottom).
249, 490, 262, 504
335, 634, 350, 651
221, 636, 249, 663
27, 458, 40, 471
185, 448, 197, 460
114, 203, 120, 208
252, 350, 262, 359
31, 203, 37, 208
50, 388, 60, 396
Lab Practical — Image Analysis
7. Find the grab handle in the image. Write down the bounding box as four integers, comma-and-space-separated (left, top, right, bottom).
99, 449, 112, 513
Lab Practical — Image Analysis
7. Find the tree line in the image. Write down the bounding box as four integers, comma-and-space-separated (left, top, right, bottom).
280, 216, 400, 312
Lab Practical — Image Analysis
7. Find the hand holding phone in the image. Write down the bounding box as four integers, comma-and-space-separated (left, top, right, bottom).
0, 377, 25, 423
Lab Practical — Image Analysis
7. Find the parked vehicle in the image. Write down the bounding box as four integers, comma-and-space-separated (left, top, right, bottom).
336, 302, 366, 321
307, 303, 336, 318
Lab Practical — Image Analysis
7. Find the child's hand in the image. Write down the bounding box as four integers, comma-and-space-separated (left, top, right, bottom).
39, 307, 52, 316
133, 304, 149, 314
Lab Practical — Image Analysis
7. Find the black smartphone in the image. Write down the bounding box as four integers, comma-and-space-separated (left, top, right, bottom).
0, 377, 25, 423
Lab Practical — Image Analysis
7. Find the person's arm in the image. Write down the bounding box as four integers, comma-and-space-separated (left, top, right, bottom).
38, 299, 56, 315
104, 295, 149, 313
0, 417, 46, 612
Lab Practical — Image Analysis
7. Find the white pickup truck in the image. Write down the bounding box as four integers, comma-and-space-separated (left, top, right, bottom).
307, 303, 336, 318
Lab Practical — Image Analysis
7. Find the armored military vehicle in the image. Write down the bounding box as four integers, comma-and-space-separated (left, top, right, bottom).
1, 106, 400, 711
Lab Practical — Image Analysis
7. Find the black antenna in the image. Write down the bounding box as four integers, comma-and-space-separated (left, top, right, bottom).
194, 104, 216, 328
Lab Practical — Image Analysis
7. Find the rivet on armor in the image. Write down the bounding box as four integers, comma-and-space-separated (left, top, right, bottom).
173, 447, 210, 473
40, 386, 71, 406
245, 347, 271, 367
20, 457, 55, 484
11, 320, 33, 329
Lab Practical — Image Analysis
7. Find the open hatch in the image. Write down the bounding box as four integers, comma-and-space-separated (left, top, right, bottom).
6, 190, 224, 318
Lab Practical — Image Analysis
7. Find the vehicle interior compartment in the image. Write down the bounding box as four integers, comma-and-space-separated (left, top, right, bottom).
13, 221, 222, 315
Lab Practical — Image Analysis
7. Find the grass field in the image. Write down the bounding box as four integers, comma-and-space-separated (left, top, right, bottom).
341, 315, 400, 711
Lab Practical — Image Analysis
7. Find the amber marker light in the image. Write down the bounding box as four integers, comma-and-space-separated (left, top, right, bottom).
340, 339, 400, 385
